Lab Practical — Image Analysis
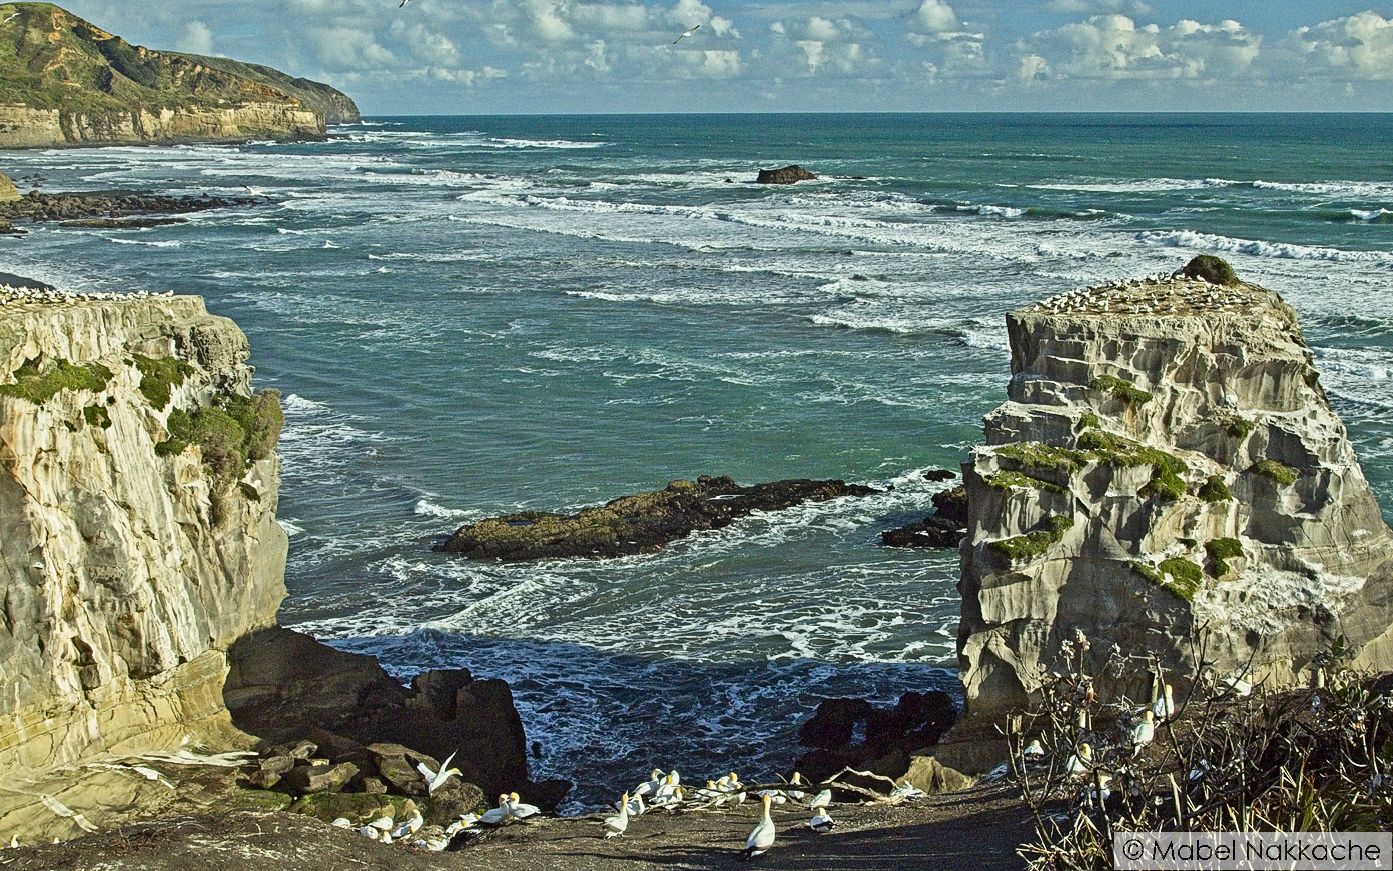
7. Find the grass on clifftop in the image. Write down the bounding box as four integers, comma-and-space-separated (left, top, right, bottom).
158, 390, 282, 520
132, 354, 195, 409
987, 515, 1074, 562
1251, 459, 1300, 486
1131, 557, 1203, 601
0, 358, 112, 403
986, 471, 1069, 495
1088, 375, 1153, 406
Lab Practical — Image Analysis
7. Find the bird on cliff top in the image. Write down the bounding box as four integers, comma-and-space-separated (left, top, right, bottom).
786, 771, 808, 801
390, 809, 424, 839
368, 814, 394, 832
617, 793, 647, 816
809, 808, 834, 833
508, 792, 541, 820
809, 788, 831, 810
478, 795, 513, 826
1065, 743, 1092, 779
673, 23, 701, 44
1023, 738, 1046, 758
604, 792, 630, 838
416, 750, 462, 795
634, 768, 665, 798
740, 795, 776, 861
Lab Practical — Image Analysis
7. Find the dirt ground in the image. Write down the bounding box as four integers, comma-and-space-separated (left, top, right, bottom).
0, 784, 1031, 871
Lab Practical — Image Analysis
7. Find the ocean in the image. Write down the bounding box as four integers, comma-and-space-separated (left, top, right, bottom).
2, 113, 1390, 809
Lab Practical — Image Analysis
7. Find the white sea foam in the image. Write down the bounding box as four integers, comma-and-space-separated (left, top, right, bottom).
104, 238, 182, 248
1351, 208, 1393, 222
1136, 229, 1393, 266
413, 498, 476, 520
277, 519, 306, 537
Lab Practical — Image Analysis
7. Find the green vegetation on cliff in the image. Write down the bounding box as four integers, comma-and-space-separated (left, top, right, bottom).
1251, 459, 1300, 486
158, 390, 283, 507
0, 357, 111, 403
1088, 374, 1153, 406
987, 515, 1074, 562
1197, 474, 1233, 503
1077, 429, 1189, 502
1206, 537, 1244, 577
1183, 254, 1240, 286
986, 471, 1068, 495
132, 354, 194, 410
0, 3, 353, 121
1131, 557, 1203, 601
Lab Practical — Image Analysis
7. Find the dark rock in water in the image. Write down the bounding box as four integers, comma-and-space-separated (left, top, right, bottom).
0, 220, 25, 236
58, 217, 188, 229
794, 690, 959, 795
224, 627, 572, 810
279, 762, 359, 796
439, 475, 879, 561
920, 468, 957, 483
932, 485, 968, 526
798, 698, 875, 749
756, 165, 817, 185
882, 483, 968, 549
0, 190, 253, 227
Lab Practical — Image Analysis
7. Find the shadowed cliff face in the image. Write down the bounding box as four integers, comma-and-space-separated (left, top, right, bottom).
0, 3, 349, 146
957, 276, 1393, 724
0, 294, 288, 773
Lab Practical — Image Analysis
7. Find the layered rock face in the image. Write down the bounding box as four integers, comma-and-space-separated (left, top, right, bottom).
0, 104, 323, 149
957, 275, 1393, 723
0, 294, 288, 772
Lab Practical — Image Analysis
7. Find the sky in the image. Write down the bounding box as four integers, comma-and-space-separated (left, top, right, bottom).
55, 0, 1393, 114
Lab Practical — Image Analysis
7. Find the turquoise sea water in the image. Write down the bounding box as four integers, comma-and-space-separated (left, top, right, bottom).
2, 114, 1390, 808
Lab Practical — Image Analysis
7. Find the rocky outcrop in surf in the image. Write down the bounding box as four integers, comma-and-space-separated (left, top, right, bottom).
756, 165, 817, 184
956, 262, 1393, 725
0, 188, 253, 227
438, 475, 879, 561
0, 4, 353, 147
882, 484, 967, 549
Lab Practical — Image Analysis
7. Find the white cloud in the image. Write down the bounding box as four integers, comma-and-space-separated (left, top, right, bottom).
675, 47, 742, 77
177, 20, 214, 55
914, 0, 958, 34
585, 39, 612, 73
1046, 0, 1153, 15
1019, 14, 1261, 80
1284, 11, 1393, 80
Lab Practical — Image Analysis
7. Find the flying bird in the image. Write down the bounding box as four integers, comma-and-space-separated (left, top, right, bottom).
416, 751, 462, 795
672, 23, 701, 44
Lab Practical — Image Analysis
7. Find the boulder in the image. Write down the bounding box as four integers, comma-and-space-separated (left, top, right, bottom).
278, 762, 358, 796
899, 755, 975, 795
756, 165, 817, 185
798, 699, 874, 749
0, 171, 19, 203
224, 627, 571, 809
439, 475, 878, 561
881, 515, 963, 549
793, 691, 958, 791
931, 485, 968, 526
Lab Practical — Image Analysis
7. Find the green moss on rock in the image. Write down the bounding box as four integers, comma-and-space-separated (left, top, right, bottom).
1197, 474, 1233, 503
1078, 411, 1101, 430
1206, 537, 1244, 577
132, 354, 195, 410
986, 471, 1068, 495
1251, 459, 1299, 486
1088, 374, 1153, 406
157, 390, 282, 519
1132, 557, 1203, 601
987, 515, 1074, 562
0, 358, 112, 404
994, 442, 1089, 475
1214, 411, 1256, 440
1078, 429, 1189, 502
82, 404, 111, 429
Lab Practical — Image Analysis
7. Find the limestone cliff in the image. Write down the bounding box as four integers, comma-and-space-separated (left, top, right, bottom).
0, 3, 353, 147
0, 289, 288, 773
957, 273, 1393, 723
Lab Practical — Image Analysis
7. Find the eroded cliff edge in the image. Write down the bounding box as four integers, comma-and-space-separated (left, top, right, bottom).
0, 290, 288, 772
957, 273, 1393, 724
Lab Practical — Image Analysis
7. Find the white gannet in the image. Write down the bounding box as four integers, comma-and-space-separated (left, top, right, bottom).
653, 773, 679, 805
331, 817, 352, 828
7, 835, 18, 848
617, 793, 647, 816
1152, 683, 1177, 722
1084, 772, 1113, 805
444, 813, 478, 836
604, 792, 630, 838
809, 788, 831, 810
508, 792, 541, 820
413, 827, 451, 851
416, 751, 462, 795
478, 794, 513, 826
1065, 743, 1093, 779
809, 807, 833, 833
391, 809, 424, 839
368, 814, 394, 832
1023, 738, 1046, 758
1131, 710, 1155, 756
355, 825, 380, 840
786, 771, 807, 801
399, 0, 411, 7
757, 788, 788, 805
740, 794, 776, 861
1220, 674, 1253, 697
672, 23, 701, 44
634, 768, 665, 798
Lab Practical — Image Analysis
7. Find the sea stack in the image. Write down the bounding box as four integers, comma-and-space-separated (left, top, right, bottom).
956, 266, 1393, 724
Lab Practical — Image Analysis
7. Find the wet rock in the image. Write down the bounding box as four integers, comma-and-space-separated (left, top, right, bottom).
798, 699, 874, 749
921, 469, 957, 483
756, 165, 817, 185
0, 191, 253, 228
931, 485, 968, 526
439, 475, 878, 561
882, 484, 969, 549
794, 690, 959, 792
58, 217, 188, 229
